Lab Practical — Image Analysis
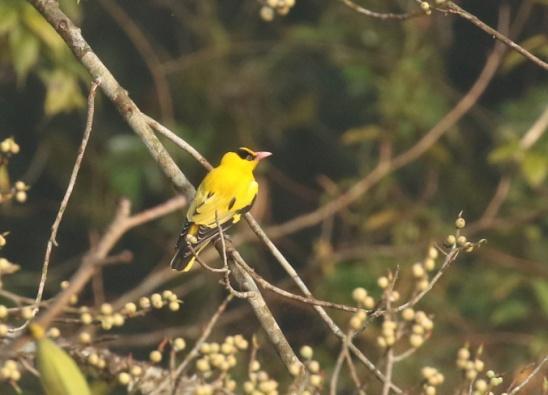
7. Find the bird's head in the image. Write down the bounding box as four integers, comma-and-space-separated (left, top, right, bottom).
220, 147, 272, 171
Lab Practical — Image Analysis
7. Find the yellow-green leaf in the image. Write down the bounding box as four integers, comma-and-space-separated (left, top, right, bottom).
42, 70, 85, 116
9, 26, 40, 83
22, 4, 66, 56
32, 324, 91, 395
520, 152, 548, 187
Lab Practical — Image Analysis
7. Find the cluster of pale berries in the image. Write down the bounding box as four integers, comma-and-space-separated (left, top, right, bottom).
0, 137, 28, 204
445, 216, 480, 253
260, 0, 296, 22
191, 335, 249, 394
412, 245, 439, 291
418, 0, 447, 16
0, 360, 21, 384
349, 287, 375, 330
420, 366, 445, 395
115, 337, 187, 389
77, 289, 182, 343
287, 345, 323, 395
456, 345, 503, 395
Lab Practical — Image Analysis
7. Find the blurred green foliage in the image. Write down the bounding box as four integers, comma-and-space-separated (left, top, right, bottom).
0, 0, 547, 393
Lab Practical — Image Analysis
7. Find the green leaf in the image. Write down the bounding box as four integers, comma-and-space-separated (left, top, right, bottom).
532, 280, 548, 316
490, 299, 529, 325
520, 152, 548, 187
8, 27, 40, 84
488, 140, 520, 164
42, 70, 85, 116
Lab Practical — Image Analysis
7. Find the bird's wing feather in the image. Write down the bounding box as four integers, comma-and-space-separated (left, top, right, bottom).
187, 167, 258, 228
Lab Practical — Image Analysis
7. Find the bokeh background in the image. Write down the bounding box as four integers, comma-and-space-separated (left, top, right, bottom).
1, 0, 547, 393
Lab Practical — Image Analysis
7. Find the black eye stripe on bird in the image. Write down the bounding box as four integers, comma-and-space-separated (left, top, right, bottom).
169, 147, 271, 271
236, 147, 256, 161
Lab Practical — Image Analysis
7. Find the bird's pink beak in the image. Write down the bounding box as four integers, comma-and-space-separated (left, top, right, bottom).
255, 151, 272, 161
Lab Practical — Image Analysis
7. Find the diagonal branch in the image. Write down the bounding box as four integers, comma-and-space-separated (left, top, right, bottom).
440, 1, 547, 71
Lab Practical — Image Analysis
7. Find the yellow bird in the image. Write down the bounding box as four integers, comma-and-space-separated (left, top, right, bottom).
170, 147, 272, 271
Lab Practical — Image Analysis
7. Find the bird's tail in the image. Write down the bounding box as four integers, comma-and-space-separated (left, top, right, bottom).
169, 220, 235, 271
169, 238, 211, 272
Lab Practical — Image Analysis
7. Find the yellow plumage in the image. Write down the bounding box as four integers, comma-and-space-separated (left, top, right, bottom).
170, 147, 271, 271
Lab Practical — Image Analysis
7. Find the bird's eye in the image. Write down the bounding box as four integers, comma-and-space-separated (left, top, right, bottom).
236, 148, 256, 161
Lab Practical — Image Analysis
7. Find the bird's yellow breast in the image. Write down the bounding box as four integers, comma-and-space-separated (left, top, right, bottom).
186, 162, 258, 226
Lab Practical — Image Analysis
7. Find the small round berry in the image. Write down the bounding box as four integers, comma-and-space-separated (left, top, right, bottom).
457, 347, 470, 360
15, 191, 27, 203
260, 6, 275, 21
289, 362, 301, 376
409, 334, 424, 348
412, 263, 425, 278
47, 327, 60, 338
474, 379, 487, 391
308, 360, 320, 373
130, 365, 143, 377
455, 217, 466, 229
424, 258, 436, 271
352, 287, 367, 303
173, 337, 186, 351
79, 332, 92, 344
139, 297, 151, 309
81, 312, 93, 325
113, 313, 125, 327
149, 350, 162, 363
100, 303, 113, 315
402, 308, 415, 321
88, 353, 99, 366
196, 358, 210, 372
21, 306, 34, 320
0, 305, 8, 319
124, 302, 137, 315
118, 372, 131, 385
0, 324, 8, 337
363, 296, 375, 309
300, 345, 313, 359
377, 276, 389, 289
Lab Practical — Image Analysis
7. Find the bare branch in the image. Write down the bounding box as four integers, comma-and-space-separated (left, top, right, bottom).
21, 79, 100, 333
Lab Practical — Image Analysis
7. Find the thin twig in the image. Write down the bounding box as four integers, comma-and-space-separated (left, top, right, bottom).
507, 356, 548, 395
440, 1, 547, 70
340, 0, 423, 20
215, 213, 253, 299
519, 105, 548, 150
344, 341, 366, 395
329, 347, 346, 395
152, 296, 233, 395
188, 244, 228, 273
97, 0, 174, 121
261, 36, 506, 240
395, 248, 459, 312
18, 79, 100, 333
236, 256, 361, 313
